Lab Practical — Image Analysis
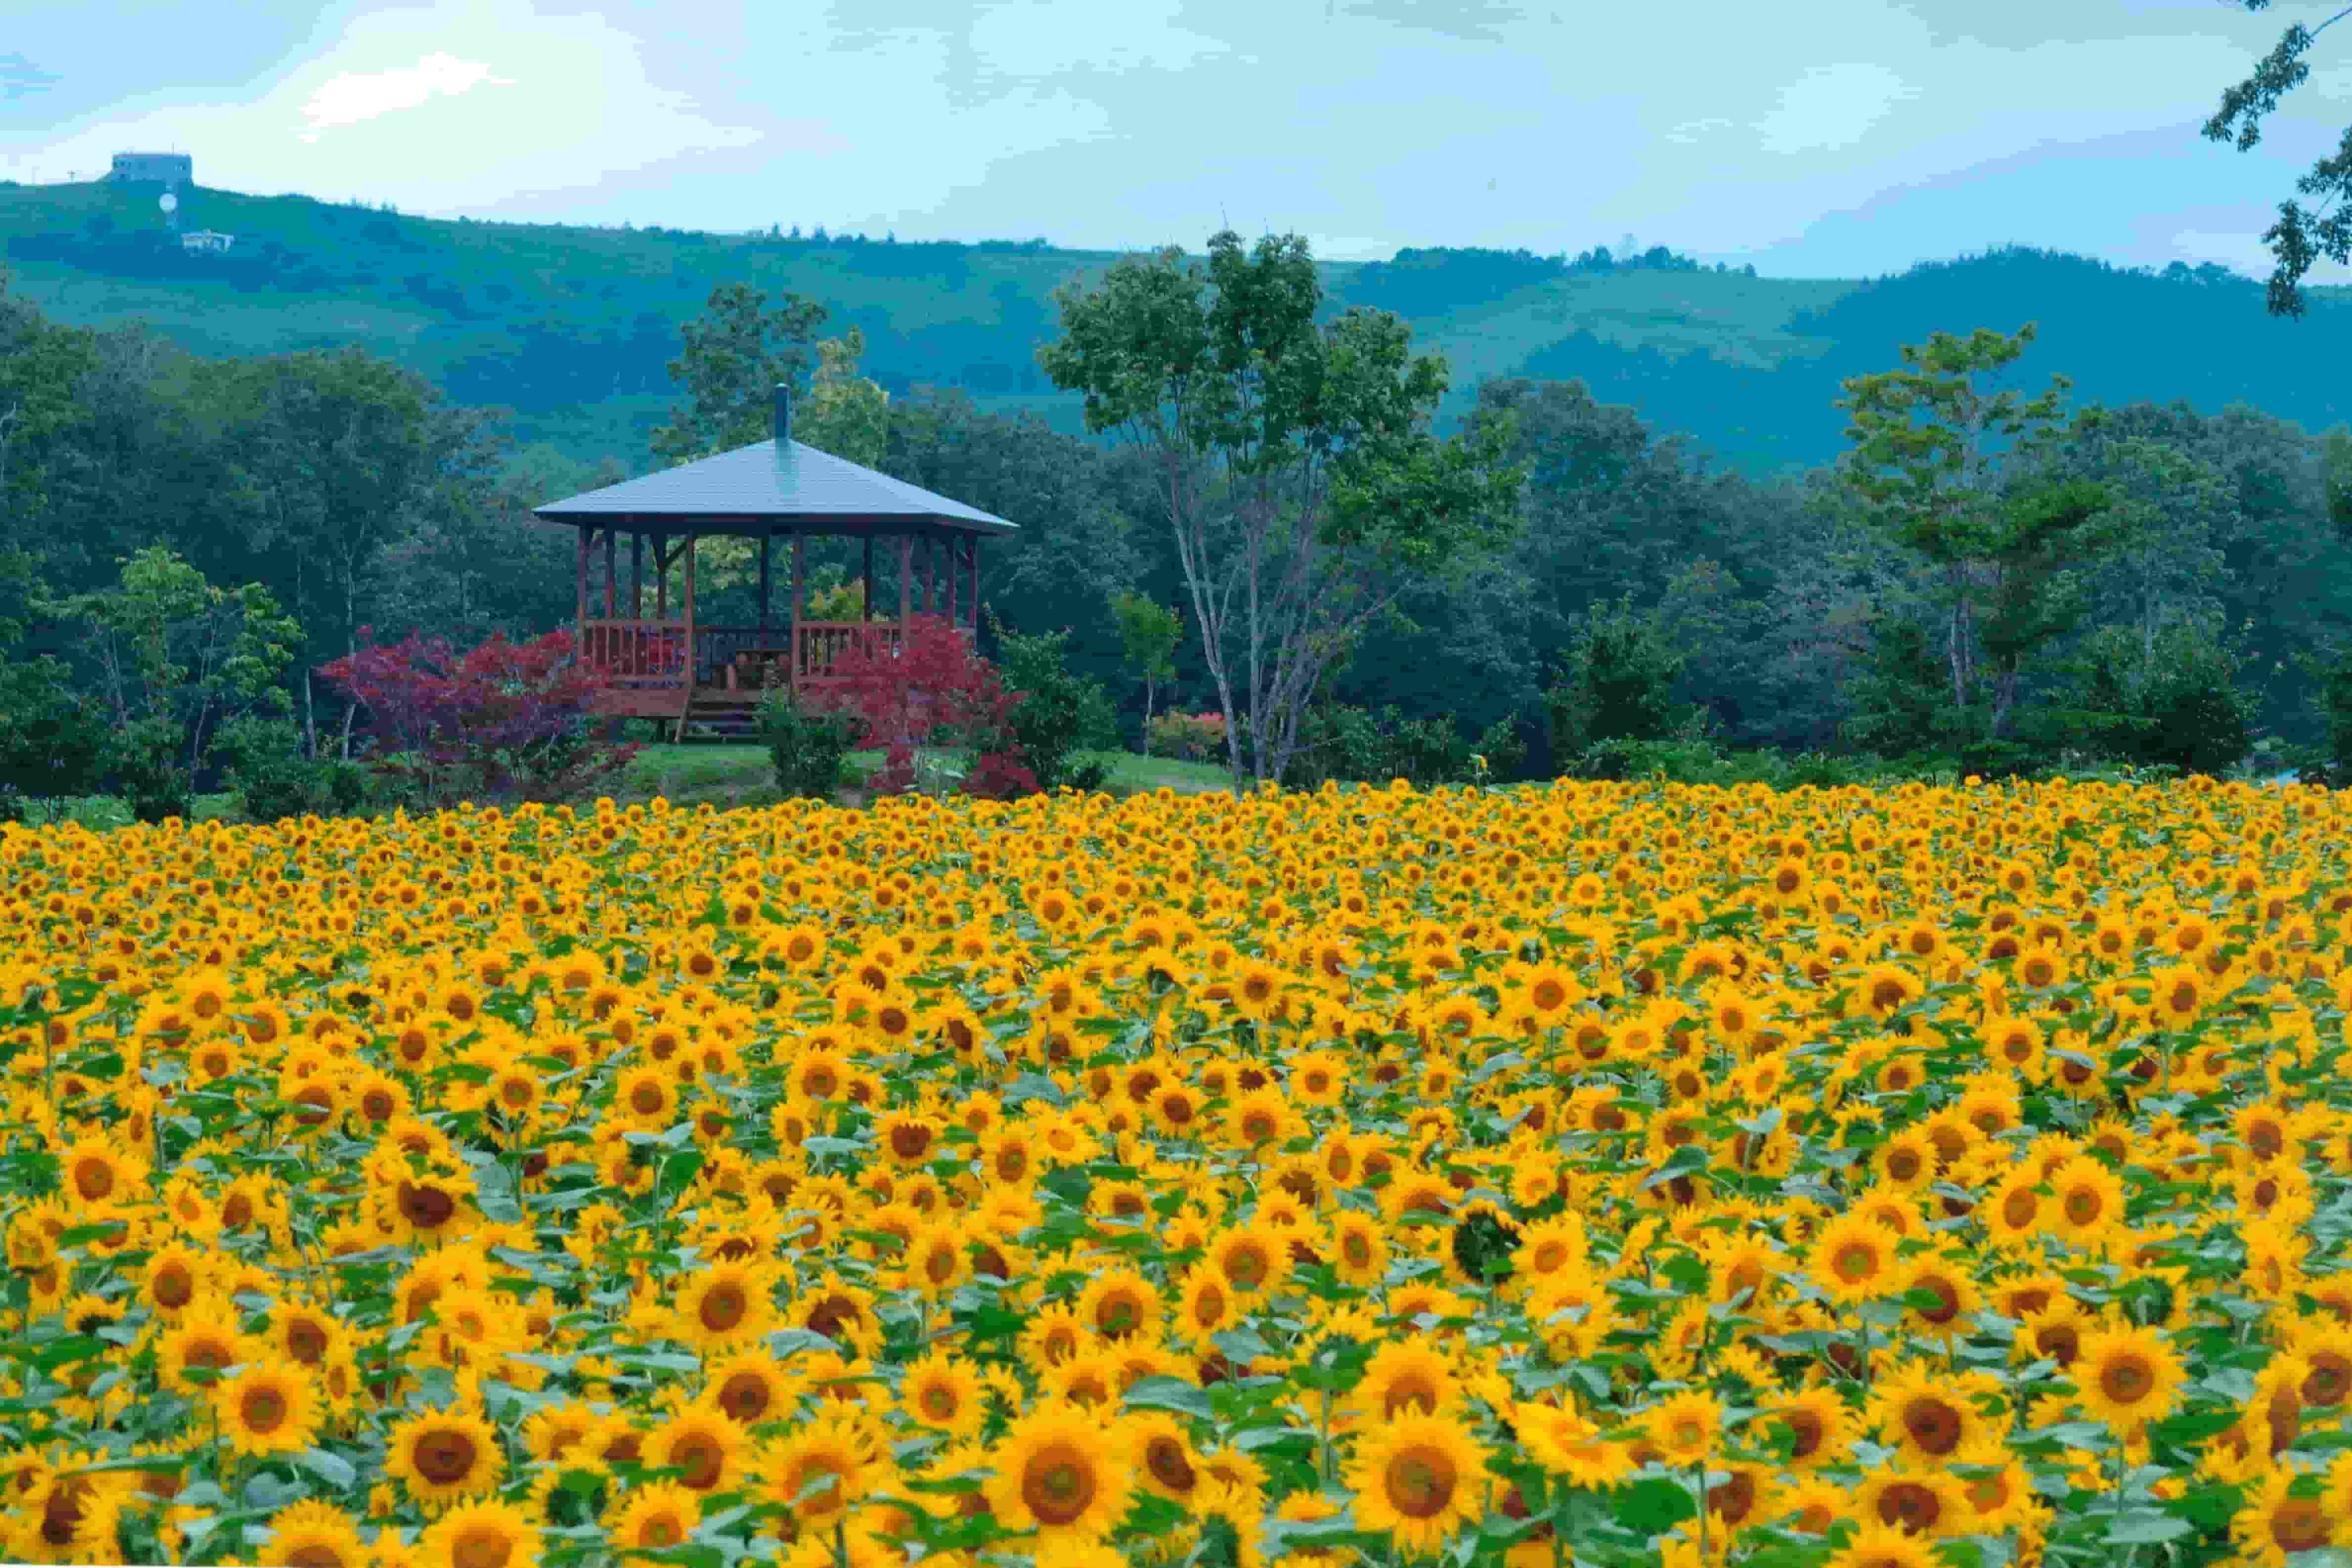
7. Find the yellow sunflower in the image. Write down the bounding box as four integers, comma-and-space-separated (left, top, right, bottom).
901, 1349, 988, 1439
255, 1499, 367, 1568
214, 1359, 322, 1458
2074, 1322, 2186, 1431
418, 1498, 539, 1568
386, 1406, 504, 1505
1344, 1410, 1489, 1555
1512, 1401, 1632, 1489
1808, 1210, 1897, 1305
985, 1403, 1135, 1542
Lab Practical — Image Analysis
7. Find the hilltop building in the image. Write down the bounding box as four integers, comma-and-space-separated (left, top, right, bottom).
180, 230, 234, 254
105, 153, 191, 185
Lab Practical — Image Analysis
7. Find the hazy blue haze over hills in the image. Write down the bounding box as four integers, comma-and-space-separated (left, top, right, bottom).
3, 179, 2347, 478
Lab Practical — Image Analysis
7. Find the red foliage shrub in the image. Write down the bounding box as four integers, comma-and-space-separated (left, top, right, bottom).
318, 628, 640, 808
812, 615, 1039, 798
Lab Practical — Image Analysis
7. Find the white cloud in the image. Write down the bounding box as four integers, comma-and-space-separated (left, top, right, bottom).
297, 52, 511, 143
13, 0, 2352, 279
1753, 63, 1918, 155
1666, 117, 1733, 146
964, 0, 1232, 80
17, 1, 779, 212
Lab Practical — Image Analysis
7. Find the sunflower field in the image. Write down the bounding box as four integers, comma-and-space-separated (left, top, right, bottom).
1, 775, 2349, 1568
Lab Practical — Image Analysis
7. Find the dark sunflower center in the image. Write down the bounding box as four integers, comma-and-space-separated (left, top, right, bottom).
1383, 1446, 1457, 1519
1904, 1398, 1962, 1455
699, 1284, 747, 1334
1022, 1443, 1097, 1526
414, 1429, 480, 1485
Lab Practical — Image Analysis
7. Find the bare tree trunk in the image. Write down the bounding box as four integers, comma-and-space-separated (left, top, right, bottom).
1155, 441, 1245, 793
1947, 593, 1967, 716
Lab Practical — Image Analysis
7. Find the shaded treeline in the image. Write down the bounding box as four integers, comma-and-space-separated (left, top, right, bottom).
5, 265, 2350, 775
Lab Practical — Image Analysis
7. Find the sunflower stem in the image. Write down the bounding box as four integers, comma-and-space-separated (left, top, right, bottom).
1318, 1386, 1334, 1487
1693, 1460, 1707, 1563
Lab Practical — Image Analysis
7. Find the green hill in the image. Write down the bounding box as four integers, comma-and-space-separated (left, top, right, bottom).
5, 177, 2349, 477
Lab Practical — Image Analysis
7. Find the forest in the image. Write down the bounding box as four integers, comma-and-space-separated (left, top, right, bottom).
4, 226, 2352, 803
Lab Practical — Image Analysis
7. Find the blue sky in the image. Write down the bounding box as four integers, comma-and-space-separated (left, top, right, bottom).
2, 0, 2347, 281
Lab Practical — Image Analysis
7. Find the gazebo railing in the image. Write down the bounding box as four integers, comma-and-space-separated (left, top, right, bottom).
580, 619, 920, 691
688, 622, 902, 688
792, 622, 905, 684
581, 619, 687, 684
582, 616, 974, 706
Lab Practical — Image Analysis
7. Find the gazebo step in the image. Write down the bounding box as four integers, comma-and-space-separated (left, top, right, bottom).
672, 689, 770, 742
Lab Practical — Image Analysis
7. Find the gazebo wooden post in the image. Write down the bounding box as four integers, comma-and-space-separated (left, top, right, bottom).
677, 532, 699, 740
757, 532, 772, 634
897, 535, 913, 646
575, 524, 589, 646
968, 538, 982, 633
791, 533, 807, 693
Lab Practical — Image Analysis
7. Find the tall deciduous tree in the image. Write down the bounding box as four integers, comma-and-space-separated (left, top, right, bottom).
2034, 424, 2233, 662
1836, 324, 2118, 737
215, 348, 451, 753
1109, 590, 1181, 747
651, 282, 827, 468
798, 325, 891, 468
2202, 1, 2352, 318
1039, 230, 1525, 789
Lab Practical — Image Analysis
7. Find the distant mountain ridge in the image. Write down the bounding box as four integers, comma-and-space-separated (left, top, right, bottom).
3, 178, 2347, 477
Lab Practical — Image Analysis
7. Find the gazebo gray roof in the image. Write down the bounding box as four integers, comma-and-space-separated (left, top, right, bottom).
533, 394, 1016, 538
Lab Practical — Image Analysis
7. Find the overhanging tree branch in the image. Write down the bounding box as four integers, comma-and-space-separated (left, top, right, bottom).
2203, 2, 2352, 317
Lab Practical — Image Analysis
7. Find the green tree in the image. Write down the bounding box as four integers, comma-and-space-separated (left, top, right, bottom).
49, 546, 302, 820
373, 439, 608, 655
797, 325, 891, 468
1842, 612, 1951, 756
1108, 590, 1181, 750
1973, 475, 2130, 735
2201, 2, 2352, 318
2326, 423, 2352, 540
993, 624, 1117, 792
2073, 619, 2256, 775
1544, 597, 1691, 759
0, 657, 107, 822
651, 282, 828, 468
1836, 324, 2119, 738
1039, 229, 1526, 789
214, 347, 457, 753
0, 268, 100, 549
2038, 423, 2233, 661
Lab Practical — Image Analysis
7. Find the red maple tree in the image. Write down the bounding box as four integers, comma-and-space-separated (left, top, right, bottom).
815, 615, 1037, 798
318, 628, 641, 808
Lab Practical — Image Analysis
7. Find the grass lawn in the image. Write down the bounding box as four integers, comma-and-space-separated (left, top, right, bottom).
10, 795, 241, 831
5, 748, 1234, 831
618, 744, 1235, 809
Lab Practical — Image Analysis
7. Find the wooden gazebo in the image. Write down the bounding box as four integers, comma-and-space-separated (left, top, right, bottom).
533, 387, 1016, 737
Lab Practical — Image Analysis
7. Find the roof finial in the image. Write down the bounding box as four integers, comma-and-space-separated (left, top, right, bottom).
773, 384, 792, 445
